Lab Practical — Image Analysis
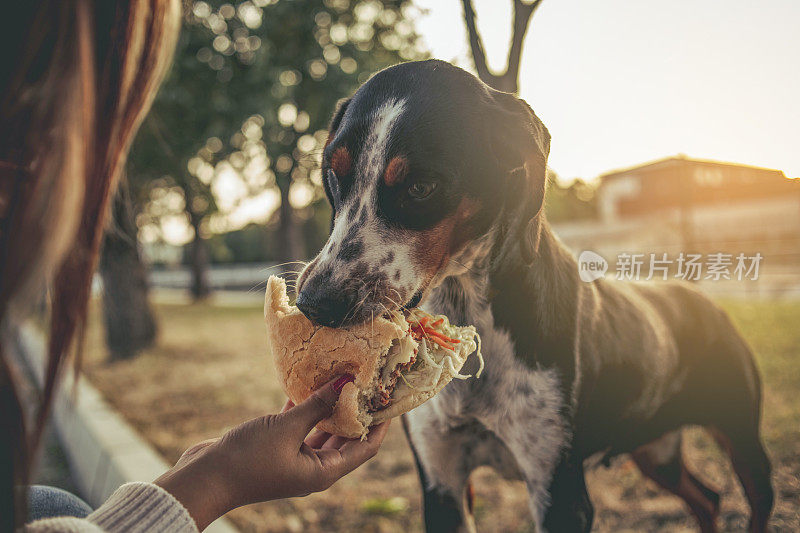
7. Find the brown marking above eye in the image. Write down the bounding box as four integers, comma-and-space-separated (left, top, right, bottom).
383, 156, 409, 186
331, 146, 352, 176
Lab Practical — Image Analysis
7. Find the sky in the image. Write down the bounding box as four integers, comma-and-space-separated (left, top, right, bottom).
414, 0, 800, 181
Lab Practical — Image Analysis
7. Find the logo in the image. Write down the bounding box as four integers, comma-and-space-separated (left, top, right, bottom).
578, 250, 608, 282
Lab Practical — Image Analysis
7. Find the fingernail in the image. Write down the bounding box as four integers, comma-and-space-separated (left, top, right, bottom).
332, 374, 355, 393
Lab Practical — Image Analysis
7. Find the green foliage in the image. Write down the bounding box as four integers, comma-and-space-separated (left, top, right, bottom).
129, 0, 425, 250
360, 496, 409, 516
717, 298, 800, 457
544, 173, 598, 223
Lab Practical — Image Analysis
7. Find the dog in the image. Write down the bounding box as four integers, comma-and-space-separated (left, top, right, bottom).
294, 59, 774, 532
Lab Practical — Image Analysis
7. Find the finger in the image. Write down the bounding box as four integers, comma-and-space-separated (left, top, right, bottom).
283, 374, 354, 440
305, 429, 332, 449
281, 399, 295, 413
318, 421, 390, 478
321, 435, 349, 450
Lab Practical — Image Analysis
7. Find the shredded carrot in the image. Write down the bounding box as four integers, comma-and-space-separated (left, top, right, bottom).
429, 336, 455, 351
411, 318, 460, 350
423, 328, 461, 344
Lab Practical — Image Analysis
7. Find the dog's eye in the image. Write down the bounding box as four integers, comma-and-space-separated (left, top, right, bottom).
407, 181, 437, 200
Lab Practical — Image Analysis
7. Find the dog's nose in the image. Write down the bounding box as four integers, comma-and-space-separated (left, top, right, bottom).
296, 290, 352, 328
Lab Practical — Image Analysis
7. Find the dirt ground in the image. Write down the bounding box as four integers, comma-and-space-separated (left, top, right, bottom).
81, 297, 800, 532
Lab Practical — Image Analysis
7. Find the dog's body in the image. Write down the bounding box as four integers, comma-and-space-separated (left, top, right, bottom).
406, 225, 773, 532
296, 60, 773, 532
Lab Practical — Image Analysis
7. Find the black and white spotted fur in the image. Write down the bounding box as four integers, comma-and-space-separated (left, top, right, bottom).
295, 60, 774, 532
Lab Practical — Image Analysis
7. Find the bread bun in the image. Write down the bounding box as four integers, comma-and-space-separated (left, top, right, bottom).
264, 275, 481, 439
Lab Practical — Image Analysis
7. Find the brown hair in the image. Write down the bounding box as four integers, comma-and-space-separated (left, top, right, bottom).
0, 0, 180, 527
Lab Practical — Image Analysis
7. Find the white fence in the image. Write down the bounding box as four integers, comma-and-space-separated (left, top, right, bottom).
149, 262, 287, 291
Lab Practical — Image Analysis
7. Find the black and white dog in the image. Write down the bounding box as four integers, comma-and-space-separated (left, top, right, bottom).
295, 60, 773, 532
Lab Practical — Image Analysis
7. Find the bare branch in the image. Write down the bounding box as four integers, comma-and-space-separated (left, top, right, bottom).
503, 0, 543, 93
461, 0, 543, 94
460, 0, 500, 88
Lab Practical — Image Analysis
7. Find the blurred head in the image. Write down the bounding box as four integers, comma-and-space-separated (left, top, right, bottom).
0, 0, 179, 526
296, 60, 550, 327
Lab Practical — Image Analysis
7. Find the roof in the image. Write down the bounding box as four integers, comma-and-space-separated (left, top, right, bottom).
599, 155, 787, 182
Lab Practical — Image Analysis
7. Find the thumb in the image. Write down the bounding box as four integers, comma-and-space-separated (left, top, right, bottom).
284, 374, 354, 439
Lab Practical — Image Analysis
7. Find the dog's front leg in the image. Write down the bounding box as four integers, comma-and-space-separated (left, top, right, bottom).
474, 368, 571, 531
541, 451, 593, 533
403, 407, 477, 533
481, 421, 567, 531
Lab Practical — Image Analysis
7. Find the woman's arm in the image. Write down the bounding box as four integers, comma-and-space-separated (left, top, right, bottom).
155, 375, 390, 530
26, 483, 197, 532
26, 375, 389, 532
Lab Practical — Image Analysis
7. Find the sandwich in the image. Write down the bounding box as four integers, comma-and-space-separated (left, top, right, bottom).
264, 275, 483, 439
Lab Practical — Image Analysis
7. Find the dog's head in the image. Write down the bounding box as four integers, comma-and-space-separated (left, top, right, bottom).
295, 60, 550, 327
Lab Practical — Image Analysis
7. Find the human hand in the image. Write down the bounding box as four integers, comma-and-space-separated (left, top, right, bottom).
155, 375, 390, 530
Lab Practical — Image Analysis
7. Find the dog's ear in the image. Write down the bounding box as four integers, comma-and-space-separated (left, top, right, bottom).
327, 97, 351, 141
322, 97, 351, 221
489, 90, 551, 263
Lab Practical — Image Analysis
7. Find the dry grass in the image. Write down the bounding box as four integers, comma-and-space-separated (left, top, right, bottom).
81, 297, 800, 532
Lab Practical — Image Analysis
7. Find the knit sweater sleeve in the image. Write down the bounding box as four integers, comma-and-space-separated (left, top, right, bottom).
25, 482, 198, 533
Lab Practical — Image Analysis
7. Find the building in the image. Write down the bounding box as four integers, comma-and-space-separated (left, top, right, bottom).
552, 156, 800, 296
597, 156, 800, 246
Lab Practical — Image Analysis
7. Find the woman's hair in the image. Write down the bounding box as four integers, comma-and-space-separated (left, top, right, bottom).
0, 0, 180, 527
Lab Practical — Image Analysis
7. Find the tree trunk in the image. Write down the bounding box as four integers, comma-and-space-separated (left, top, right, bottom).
100, 185, 158, 361
277, 173, 306, 265
187, 208, 211, 300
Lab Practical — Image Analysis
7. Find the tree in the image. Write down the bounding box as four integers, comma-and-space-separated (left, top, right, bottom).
127, 6, 240, 299
128, 0, 425, 298
227, 0, 425, 264
461, 0, 543, 94
545, 174, 598, 223
99, 183, 158, 360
